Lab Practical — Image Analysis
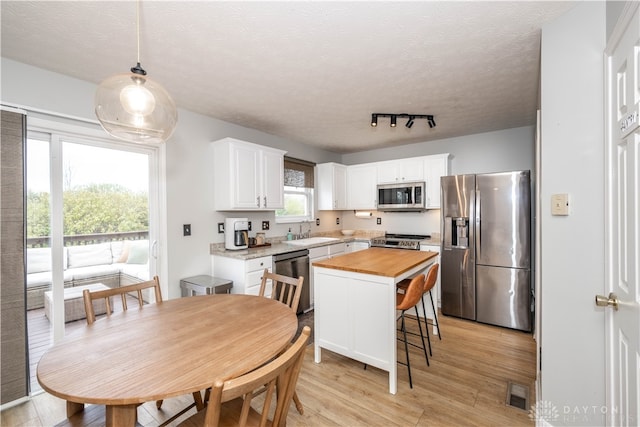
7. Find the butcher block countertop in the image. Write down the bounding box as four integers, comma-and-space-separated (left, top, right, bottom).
313, 247, 438, 278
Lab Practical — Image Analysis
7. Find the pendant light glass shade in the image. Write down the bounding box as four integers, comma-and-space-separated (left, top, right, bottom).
95, 65, 177, 144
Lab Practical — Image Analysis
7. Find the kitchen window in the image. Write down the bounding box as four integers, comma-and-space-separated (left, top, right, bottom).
276, 157, 315, 223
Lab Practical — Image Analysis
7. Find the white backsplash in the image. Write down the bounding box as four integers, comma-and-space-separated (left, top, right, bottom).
341, 209, 441, 236
214, 209, 441, 243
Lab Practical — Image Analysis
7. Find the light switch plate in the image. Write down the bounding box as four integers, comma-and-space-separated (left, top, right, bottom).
551, 193, 570, 216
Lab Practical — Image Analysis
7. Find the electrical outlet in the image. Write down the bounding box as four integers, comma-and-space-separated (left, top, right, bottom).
183, 224, 191, 236
248, 221, 252, 231
218, 223, 224, 233
262, 221, 270, 230
336, 218, 340, 225
376, 217, 382, 225
316, 218, 320, 226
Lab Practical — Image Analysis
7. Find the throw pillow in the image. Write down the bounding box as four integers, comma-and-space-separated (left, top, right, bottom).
127, 241, 149, 264
116, 241, 130, 263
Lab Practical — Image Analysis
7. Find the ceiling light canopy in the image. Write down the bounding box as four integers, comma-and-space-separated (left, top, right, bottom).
95, 0, 177, 144
371, 113, 435, 129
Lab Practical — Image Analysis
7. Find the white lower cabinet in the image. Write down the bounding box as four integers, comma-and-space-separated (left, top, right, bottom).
212, 255, 273, 296
345, 241, 370, 252
309, 243, 345, 309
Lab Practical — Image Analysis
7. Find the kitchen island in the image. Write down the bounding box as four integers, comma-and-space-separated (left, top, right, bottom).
312, 247, 438, 394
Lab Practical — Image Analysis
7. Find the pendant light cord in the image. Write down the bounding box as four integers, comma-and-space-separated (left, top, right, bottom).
130, 0, 146, 75
136, 0, 140, 64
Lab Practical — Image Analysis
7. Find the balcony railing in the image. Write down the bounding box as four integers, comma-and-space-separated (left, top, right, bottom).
26, 231, 149, 248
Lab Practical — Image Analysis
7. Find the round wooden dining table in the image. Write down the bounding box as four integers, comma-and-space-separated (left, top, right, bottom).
37, 293, 298, 426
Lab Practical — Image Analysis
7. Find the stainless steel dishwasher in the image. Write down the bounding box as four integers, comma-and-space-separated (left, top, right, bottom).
273, 249, 310, 314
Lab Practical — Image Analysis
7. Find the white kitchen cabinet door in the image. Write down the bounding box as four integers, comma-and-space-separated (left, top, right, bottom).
376, 158, 425, 184
420, 243, 441, 336
261, 148, 285, 209
213, 138, 286, 210
308, 246, 330, 309
232, 143, 261, 209
424, 154, 449, 209
347, 164, 377, 209
317, 162, 347, 210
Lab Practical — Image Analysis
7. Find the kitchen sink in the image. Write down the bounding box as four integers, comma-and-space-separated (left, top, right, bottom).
287, 237, 339, 246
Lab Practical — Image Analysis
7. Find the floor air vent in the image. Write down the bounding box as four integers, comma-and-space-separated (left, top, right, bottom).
506, 381, 530, 411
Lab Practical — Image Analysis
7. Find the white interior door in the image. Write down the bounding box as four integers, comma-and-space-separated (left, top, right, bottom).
605, 3, 640, 425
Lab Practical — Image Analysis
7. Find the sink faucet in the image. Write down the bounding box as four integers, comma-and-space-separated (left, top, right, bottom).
298, 222, 310, 239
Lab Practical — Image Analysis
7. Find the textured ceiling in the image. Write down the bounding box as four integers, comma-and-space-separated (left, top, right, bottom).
1, 1, 576, 153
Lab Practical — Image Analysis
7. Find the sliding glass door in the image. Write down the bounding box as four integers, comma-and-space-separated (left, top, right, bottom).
26, 120, 160, 392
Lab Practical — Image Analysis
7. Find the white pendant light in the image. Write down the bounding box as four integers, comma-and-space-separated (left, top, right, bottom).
95, 0, 177, 144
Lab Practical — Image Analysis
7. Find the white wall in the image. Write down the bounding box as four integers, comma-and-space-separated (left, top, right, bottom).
540, 2, 606, 425
342, 125, 535, 176
0, 58, 341, 298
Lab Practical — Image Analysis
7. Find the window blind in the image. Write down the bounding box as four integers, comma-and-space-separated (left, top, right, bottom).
284, 157, 315, 188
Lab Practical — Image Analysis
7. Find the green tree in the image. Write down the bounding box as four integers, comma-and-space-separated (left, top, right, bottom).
26, 184, 148, 239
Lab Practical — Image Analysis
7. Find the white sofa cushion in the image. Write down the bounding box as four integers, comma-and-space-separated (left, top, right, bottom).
68, 264, 121, 281
26, 270, 75, 287
27, 247, 51, 274
67, 242, 113, 269
116, 263, 150, 281
27, 247, 68, 273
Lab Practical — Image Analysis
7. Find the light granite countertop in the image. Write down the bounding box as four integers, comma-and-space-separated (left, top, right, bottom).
210, 230, 383, 260
211, 230, 441, 260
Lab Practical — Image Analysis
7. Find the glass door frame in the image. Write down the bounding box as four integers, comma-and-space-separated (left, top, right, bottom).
27, 115, 165, 344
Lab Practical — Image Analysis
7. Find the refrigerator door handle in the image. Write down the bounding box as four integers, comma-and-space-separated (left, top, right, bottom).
476, 190, 481, 261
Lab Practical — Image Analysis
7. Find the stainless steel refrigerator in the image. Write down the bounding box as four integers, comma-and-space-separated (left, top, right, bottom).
440, 171, 532, 331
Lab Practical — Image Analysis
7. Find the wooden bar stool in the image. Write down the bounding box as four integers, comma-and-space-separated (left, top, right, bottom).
396, 274, 428, 389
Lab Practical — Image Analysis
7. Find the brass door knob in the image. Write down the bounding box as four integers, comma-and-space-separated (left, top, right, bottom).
595, 292, 619, 310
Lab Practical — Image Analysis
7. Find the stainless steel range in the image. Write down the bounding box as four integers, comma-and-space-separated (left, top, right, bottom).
370, 234, 430, 250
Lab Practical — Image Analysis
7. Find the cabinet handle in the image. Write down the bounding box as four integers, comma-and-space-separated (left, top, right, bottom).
256, 197, 260, 207
263, 196, 267, 207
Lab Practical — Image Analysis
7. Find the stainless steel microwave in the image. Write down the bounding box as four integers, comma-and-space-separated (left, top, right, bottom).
377, 181, 426, 211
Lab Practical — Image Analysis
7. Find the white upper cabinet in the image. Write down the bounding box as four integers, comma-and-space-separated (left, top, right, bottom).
316, 162, 347, 210
424, 153, 450, 209
347, 164, 377, 210
213, 138, 286, 210
376, 158, 425, 183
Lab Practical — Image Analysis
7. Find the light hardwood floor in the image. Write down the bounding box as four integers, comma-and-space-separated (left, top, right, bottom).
2, 312, 536, 426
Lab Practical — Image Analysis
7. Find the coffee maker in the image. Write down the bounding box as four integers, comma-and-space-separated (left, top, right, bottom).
225, 218, 249, 250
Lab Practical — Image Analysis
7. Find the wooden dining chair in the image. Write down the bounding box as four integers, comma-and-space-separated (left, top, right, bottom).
178, 326, 311, 427
258, 269, 304, 313
258, 269, 306, 415
82, 277, 162, 324
81, 277, 205, 425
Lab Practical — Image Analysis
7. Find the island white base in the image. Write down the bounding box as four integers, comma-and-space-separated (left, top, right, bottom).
313, 259, 434, 394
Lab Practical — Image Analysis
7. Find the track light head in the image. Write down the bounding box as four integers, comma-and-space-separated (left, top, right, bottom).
390, 115, 397, 127
427, 115, 436, 128
371, 114, 378, 127
405, 116, 414, 128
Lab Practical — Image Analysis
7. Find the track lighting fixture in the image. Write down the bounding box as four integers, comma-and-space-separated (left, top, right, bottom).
370, 113, 435, 129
